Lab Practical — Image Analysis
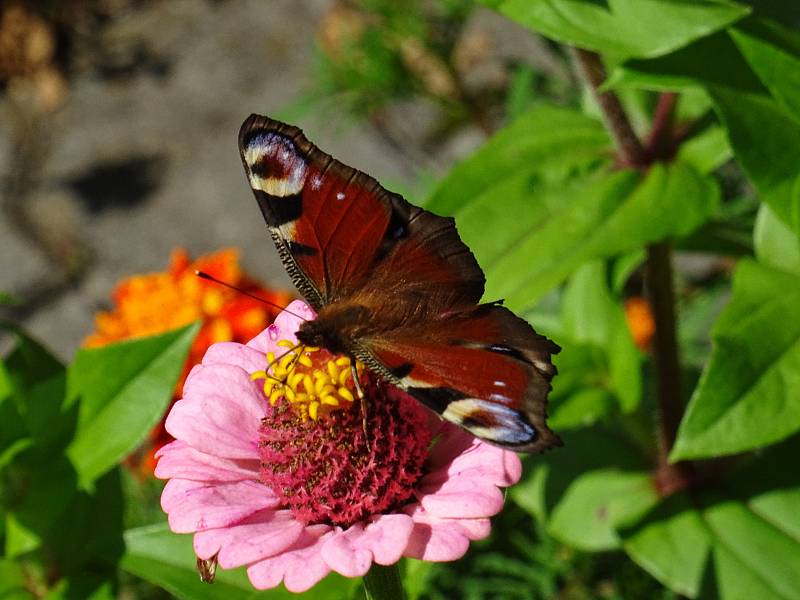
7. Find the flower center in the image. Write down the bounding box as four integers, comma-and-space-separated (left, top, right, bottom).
252, 340, 433, 527
251, 339, 364, 421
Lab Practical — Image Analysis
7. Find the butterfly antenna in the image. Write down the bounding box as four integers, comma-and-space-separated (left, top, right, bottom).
194, 270, 308, 321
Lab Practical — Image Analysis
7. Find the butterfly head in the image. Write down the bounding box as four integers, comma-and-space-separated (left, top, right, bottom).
296, 304, 372, 356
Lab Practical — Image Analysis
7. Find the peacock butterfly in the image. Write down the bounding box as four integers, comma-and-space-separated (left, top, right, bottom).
238, 115, 561, 453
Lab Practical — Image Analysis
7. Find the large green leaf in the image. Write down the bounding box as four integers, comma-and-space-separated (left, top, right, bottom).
122, 523, 357, 599
547, 469, 658, 551
622, 495, 711, 598
479, 161, 719, 310
480, 0, 749, 60
754, 202, 800, 276
710, 87, 800, 227
425, 103, 611, 217
607, 30, 767, 93
620, 436, 800, 598
511, 426, 652, 538
731, 18, 800, 121
672, 260, 800, 460
66, 322, 199, 486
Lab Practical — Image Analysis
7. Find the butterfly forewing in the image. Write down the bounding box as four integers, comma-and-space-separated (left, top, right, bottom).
239, 114, 561, 453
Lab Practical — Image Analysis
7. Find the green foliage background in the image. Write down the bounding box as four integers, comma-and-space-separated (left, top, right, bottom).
3, 0, 800, 598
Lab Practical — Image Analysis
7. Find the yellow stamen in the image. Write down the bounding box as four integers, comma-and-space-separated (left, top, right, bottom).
298, 354, 313, 368
338, 387, 354, 403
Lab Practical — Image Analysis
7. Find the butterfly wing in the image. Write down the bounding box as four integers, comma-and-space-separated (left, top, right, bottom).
239, 114, 560, 453
238, 115, 484, 310
356, 303, 561, 454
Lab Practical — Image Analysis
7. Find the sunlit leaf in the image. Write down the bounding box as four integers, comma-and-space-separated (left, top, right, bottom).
480, 0, 749, 59
66, 322, 199, 485
672, 261, 800, 460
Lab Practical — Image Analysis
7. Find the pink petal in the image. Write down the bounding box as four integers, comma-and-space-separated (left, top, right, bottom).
425, 425, 476, 471
161, 479, 279, 533
247, 525, 334, 592
165, 364, 264, 459
403, 506, 482, 561
155, 441, 260, 482
321, 514, 414, 577
417, 476, 504, 519
202, 342, 268, 373
429, 441, 522, 488
193, 509, 304, 568
247, 300, 315, 353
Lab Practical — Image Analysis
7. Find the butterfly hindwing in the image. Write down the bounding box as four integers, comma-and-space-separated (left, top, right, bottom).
361, 304, 561, 453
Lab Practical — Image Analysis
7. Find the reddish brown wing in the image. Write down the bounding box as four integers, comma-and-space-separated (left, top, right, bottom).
361, 304, 561, 453
238, 115, 484, 309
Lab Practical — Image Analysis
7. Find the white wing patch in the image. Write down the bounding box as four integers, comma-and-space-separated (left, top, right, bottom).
442, 398, 536, 445
244, 133, 307, 197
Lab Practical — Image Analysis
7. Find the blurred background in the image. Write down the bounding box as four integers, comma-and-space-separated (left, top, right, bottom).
0, 0, 576, 359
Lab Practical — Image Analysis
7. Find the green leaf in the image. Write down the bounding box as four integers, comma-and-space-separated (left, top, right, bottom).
482, 162, 719, 310
1, 327, 70, 452
4, 455, 78, 558
65, 322, 199, 485
731, 18, 800, 121
425, 103, 611, 217
480, 0, 749, 60
710, 87, 800, 228
511, 426, 649, 524
672, 260, 800, 460
43, 575, 116, 600
547, 469, 659, 551
122, 523, 357, 599
754, 202, 800, 276
676, 126, 733, 175
621, 494, 712, 598
561, 261, 642, 411
549, 387, 615, 430
620, 436, 800, 598
0, 558, 34, 599
607, 30, 767, 93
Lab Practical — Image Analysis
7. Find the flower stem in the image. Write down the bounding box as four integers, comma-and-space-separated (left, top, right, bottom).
363, 563, 406, 600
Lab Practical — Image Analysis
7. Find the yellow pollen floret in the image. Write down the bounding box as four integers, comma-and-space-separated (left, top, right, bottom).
250, 338, 363, 422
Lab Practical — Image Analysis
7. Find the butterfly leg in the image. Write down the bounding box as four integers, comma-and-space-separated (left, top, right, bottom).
351, 363, 369, 446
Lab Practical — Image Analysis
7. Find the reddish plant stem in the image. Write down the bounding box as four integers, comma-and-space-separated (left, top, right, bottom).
646, 92, 679, 161
569, 47, 647, 167
570, 49, 686, 479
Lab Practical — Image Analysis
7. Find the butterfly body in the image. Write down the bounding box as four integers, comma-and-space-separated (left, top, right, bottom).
239, 114, 562, 453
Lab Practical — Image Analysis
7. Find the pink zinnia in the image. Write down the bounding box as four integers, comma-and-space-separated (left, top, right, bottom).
156, 300, 522, 592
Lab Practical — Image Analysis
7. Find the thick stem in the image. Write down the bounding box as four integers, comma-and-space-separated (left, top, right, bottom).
363, 563, 406, 600
570, 48, 687, 484
645, 242, 684, 466
569, 47, 647, 167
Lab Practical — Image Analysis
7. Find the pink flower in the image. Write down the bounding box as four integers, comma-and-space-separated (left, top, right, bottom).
156, 300, 522, 592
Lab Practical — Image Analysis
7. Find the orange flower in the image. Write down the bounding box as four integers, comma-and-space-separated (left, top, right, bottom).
85, 248, 293, 475
624, 296, 656, 351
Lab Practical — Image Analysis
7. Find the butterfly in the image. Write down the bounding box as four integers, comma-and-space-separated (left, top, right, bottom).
238, 115, 561, 453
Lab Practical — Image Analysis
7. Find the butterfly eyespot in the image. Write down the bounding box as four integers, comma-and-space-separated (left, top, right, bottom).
336, 192, 346, 200
244, 133, 307, 197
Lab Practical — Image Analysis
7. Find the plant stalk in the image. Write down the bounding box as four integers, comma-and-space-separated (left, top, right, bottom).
569, 47, 647, 167
363, 563, 406, 600
570, 49, 686, 479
